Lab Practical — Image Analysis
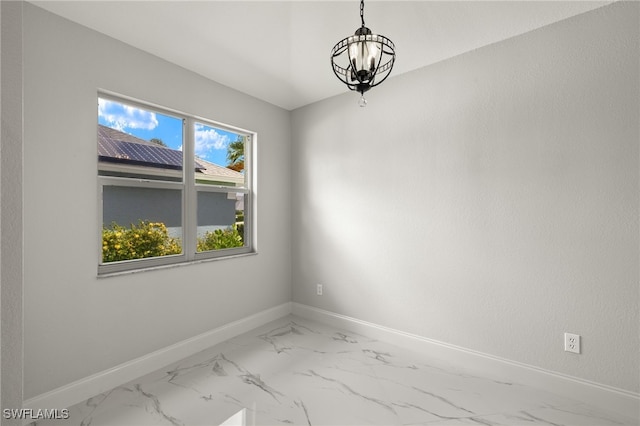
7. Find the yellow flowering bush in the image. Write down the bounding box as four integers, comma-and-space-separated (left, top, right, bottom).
196, 226, 243, 252
102, 221, 181, 263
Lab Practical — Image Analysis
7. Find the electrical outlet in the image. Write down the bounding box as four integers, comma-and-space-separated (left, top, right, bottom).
564, 333, 581, 354
316, 284, 323, 296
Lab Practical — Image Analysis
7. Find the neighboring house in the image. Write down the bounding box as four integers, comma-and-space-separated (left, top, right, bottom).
98, 124, 244, 186
98, 125, 244, 236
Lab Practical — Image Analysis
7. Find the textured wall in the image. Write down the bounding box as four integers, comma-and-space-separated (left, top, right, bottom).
1, 1, 24, 424
23, 4, 291, 399
292, 2, 639, 392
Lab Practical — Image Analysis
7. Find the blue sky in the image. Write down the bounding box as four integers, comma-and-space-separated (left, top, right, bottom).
98, 98, 240, 167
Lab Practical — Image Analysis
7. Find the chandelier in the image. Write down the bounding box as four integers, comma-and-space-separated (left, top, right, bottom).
330, 0, 396, 107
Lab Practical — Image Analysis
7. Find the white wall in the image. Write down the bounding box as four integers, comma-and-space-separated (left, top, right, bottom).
292, 2, 639, 393
23, 4, 291, 399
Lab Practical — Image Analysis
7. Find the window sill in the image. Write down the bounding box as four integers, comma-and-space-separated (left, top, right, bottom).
97, 251, 258, 279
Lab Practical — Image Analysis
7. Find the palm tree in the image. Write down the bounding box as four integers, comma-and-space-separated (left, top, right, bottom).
227, 136, 244, 172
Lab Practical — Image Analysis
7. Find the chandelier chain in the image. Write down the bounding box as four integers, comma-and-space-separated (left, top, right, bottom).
360, 0, 365, 27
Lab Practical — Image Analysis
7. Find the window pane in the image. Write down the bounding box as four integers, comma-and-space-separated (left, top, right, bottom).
98, 98, 184, 182
194, 122, 246, 187
102, 186, 182, 263
196, 191, 246, 252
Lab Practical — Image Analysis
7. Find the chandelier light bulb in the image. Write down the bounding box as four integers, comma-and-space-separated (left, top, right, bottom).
348, 36, 381, 80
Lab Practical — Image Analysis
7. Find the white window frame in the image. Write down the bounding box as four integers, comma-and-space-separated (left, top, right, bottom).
97, 92, 255, 275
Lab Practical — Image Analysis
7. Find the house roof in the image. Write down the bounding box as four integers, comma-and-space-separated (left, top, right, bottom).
195, 157, 247, 181
98, 125, 192, 171
97, 124, 244, 184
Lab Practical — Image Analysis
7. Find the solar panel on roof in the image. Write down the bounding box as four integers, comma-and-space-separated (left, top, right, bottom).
99, 138, 183, 170
98, 127, 213, 173
96, 137, 218, 172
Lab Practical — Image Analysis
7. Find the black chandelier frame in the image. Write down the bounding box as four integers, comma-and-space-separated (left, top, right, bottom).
330, 0, 396, 96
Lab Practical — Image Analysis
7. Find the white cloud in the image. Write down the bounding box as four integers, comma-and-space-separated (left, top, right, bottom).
98, 98, 158, 132
194, 125, 229, 159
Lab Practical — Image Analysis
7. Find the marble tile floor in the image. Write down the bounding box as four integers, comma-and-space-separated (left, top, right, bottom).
35, 315, 637, 426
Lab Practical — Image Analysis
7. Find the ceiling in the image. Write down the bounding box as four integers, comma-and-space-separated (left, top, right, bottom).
31, 1, 609, 110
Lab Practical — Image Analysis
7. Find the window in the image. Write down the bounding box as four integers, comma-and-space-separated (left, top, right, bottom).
98, 94, 254, 274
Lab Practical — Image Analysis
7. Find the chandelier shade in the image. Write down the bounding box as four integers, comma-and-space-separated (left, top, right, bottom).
330, 0, 396, 105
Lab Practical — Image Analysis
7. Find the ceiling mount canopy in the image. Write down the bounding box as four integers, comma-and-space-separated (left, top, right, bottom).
330, 0, 396, 107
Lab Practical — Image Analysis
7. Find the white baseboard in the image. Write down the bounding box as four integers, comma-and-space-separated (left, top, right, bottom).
23, 302, 292, 415
292, 302, 640, 421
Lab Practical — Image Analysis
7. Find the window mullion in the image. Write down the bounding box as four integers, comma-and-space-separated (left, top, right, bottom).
194, 185, 250, 194
99, 176, 183, 190
183, 118, 197, 261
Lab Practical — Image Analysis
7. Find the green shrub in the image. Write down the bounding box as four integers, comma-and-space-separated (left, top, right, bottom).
196, 226, 243, 252
235, 222, 244, 239
102, 221, 181, 263
102, 221, 243, 261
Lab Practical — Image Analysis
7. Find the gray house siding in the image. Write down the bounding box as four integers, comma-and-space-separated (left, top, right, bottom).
103, 186, 182, 228
197, 191, 237, 230
103, 186, 237, 237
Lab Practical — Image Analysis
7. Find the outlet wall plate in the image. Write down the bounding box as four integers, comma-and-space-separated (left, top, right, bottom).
316, 284, 323, 296
564, 332, 581, 354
